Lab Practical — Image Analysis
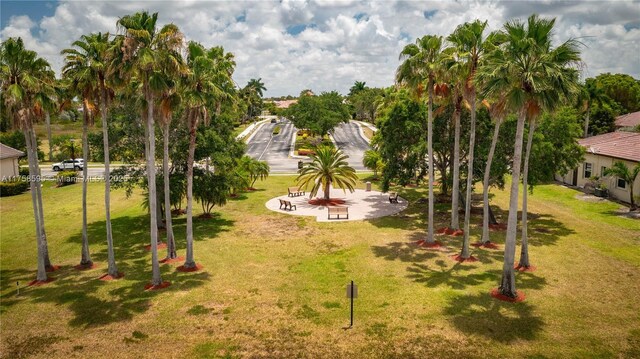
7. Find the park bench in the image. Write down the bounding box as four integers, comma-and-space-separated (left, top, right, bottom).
389, 192, 399, 203
279, 199, 297, 211
288, 186, 305, 197
328, 206, 349, 220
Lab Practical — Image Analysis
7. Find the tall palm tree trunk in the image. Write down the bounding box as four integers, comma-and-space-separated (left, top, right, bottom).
46, 111, 53, 161
518, 117, 537, 268
583, 105, 590, 138
100, 83, 119, 277
451, 104, 461, 230
481, 118, 502, 244
461, 94, 477, 258
324, 180, 331, 200
146, 90, 163, 286
24, 127, 47, 281
30, 127, 52, 270
426, 79, 435, 244
184, 110, 197, 268
80, 102, 92, 267
163, 121, 177, 259
499, 108, 527, 298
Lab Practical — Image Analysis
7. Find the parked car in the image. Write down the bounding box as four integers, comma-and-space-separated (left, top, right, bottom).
52, 159, 84, 171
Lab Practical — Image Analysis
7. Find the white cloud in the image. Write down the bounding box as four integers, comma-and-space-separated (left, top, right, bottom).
1, 0, 639, 97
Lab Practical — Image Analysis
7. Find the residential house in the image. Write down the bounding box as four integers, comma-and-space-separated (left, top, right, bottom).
556, 132, 640, 204
615, 111, 640, 131
0, 143, 25, 179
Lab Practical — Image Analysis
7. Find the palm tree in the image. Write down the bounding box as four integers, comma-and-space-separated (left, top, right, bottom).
238, 156, 270, 189
181, 41, 234, 270
349, 81, 367, 96
1, 37, 56, 281
118, 11, 184, 285
63, 32, 122, 278
577, 78, 609, 137
441, 47, 466, 231
480, 98, 507, 245
61, 37, 101, 269
396, 35, 444, 245
447, 20, 489, 259
478, 15, 581, 297
297, 146, 358, 200
362, 149, 384, 178
247, 78, 266, 97
159, 83, 181, 260
604, 161, 640, 210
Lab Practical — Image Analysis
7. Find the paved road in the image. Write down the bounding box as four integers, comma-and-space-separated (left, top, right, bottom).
246, 120, 300, 173
38, 165, 127, 179
331, 121, 370, 171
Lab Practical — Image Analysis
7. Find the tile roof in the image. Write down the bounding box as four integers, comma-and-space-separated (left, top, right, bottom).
615, 111, 640, 128
578, 132, 640, 162
0, 143, 25, 160
273, 99, 298, 109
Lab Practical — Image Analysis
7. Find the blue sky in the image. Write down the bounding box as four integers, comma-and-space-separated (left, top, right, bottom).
1, 0, 639, 96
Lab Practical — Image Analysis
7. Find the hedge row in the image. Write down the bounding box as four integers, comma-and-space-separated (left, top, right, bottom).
0, 180, 29, 197
56, 170, 78, 187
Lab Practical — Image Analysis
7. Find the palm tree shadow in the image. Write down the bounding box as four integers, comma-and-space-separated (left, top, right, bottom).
442, 292, 545, 342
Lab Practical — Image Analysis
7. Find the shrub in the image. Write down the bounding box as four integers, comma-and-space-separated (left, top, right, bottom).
273, 126, 281, 135
19, 167, 30, 176
0, 179, 29, 197
56, 170, 78, 187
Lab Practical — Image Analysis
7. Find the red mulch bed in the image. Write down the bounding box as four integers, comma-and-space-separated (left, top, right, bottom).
449, 254, 479, 263
144, 281, 171, 290
490, 288, 526, 302
74, 263, 98, 270
98, 272, 125, 281
28, 277, 56, 286
176, 263, 204, 272
414, 239, 444, 249
245, 187, 257, 191
436, 227, 464, 236
45, 265, 61, 273
160, 256, 185, 264
144, 242, 167, 251
471, 241, 501, 250
308, 198, 346, 206
514, 264, 537, 272
198, 213, 214, 219
229, 193, 239, 198
171, 209, 186, 216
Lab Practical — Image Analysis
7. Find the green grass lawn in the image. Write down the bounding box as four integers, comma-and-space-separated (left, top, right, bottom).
1, 177, 639, 358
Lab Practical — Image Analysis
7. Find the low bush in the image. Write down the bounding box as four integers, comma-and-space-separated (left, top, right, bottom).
298, 148, 316, 156
19, 167, 30, 176
0, 179, 29, 197
273, 126, 281, 135
56, 170, 78, 187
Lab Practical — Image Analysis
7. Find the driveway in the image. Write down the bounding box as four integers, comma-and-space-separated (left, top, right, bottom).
246, 120, 300, 173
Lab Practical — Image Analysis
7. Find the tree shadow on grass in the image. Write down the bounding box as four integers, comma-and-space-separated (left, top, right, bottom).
371, 241, 439, 263
442, 291, 545, 343
65, 213, 234, 262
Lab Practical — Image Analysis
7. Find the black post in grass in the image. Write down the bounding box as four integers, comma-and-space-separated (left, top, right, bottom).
346, 280, 357, 328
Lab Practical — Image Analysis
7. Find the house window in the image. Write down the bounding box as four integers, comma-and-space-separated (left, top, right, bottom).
583, 163, 592, 179
617, 178, 627, 189
601, 166, 607, 176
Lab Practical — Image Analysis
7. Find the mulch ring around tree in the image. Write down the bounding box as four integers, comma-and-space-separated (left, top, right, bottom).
436, 227, 464, 236
490, 288, 526, 303
28, 277, 56, 287
144, 242, 167, 251
160, 256, 185, 264
449, 254, 479, 263
74, 263, 98, 271
514, 264, 537, 272
45, 265, 62, 273
472, 241, 501, 250
308, 198, 346, 206
98, 272, 125, 281
414, 239, 445, 249
176, 263, 204, 272
144, 281, 171, 290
